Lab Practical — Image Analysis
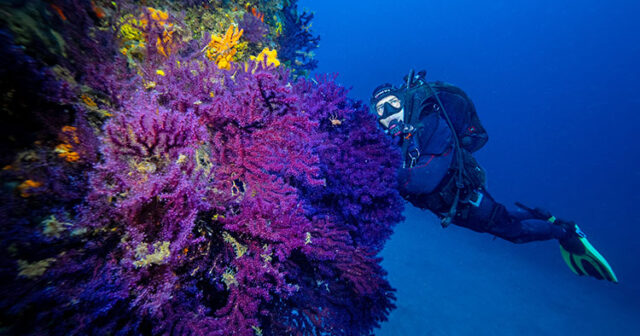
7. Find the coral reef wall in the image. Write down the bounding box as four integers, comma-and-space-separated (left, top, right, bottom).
0, 1, 404, 335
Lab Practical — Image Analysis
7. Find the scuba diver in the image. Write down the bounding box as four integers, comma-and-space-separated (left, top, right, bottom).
370, 70, 617, 282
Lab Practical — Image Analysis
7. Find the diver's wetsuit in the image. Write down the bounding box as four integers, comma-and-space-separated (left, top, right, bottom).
396, 88, 567, 243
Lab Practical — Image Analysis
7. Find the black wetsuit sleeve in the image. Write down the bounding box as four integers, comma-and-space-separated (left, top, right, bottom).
397, 112, 455, 195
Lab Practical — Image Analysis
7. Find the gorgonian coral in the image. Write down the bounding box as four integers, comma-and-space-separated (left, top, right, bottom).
239, 10, 269, 43
56, 58, 399, 335
1, 1, 403, 335
275, 0, 320, 74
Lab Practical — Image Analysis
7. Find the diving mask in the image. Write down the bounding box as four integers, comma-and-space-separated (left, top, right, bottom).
376, 96, 403, 119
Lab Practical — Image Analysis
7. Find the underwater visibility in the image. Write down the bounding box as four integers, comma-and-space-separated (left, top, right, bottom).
1, 0, 639, 335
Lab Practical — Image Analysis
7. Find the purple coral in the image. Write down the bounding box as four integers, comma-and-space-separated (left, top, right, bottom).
9, 58, 399, 335
1, 1, 404, 335
239, 12, 269, 43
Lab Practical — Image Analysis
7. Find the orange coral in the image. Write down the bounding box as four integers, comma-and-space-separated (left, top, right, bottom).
141, 7, 174, 57
142, 7, 174, 57
55, 144, 80, 162
244, 4, 264, 22
50, 4, 67, 21
61, 126, 79, 144
55, 126, 80, 162
252, 7, 264, 22
147, 7, 168, 22
119, 7, 175, 58
80, 94, 97, 108
17, 180, 42, 198
205, 25, 243, 70
91, 1, 106, 19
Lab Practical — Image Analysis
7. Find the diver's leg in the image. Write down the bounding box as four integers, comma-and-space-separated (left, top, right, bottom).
453, 189, 568, 243
453, 189, 617, 282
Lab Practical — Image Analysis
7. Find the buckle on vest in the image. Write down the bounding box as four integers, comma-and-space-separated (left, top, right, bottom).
408, 147, 420, 167
468, 190, 484, 207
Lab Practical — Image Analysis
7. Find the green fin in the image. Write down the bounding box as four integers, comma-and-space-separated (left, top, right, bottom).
560, 230, 618, 283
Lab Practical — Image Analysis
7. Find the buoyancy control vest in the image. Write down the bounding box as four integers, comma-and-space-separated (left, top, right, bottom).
400, 71, 488, 156
400, 70, 489, 227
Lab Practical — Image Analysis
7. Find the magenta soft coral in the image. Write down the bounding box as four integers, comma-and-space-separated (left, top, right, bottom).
3, 1, 401, 335
7, 55, 401, 335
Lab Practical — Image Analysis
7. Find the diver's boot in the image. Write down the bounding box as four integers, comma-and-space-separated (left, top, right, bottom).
556, 219, 618, 283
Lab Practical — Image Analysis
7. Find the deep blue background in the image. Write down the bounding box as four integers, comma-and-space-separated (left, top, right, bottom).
300, 0, 640, 334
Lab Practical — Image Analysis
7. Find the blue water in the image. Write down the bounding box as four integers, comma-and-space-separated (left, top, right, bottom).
301, 0, 640, 334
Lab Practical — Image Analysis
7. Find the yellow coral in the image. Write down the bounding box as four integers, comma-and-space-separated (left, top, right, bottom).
133, 241, 171, 268
118, 15, 146, 55
195, 146, 213, 174
222, 231, 247, 258
222, 268, 238, 288
118, 7, 174, 58
250, 47, 280, 67
260, 244, 272, 264
143, 80, 157, 90
176, 154, 187, 164
42, 215, 73, 238
17, 258, 56, 278
135, 161, 157, 174
274, 19, 283, 36
205, 25, 243, 70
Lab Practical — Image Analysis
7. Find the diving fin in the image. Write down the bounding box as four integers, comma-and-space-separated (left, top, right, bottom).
514, 202, 617, 282
558, 223, 618, 283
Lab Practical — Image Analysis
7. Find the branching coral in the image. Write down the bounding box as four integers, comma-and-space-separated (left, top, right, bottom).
239, 10, 269, 43
0, 1, 403, 335
275, 0, 320, 73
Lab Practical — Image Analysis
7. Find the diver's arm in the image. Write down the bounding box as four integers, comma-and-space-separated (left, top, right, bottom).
397, 113, 455, 195
397, 149, 454, 195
